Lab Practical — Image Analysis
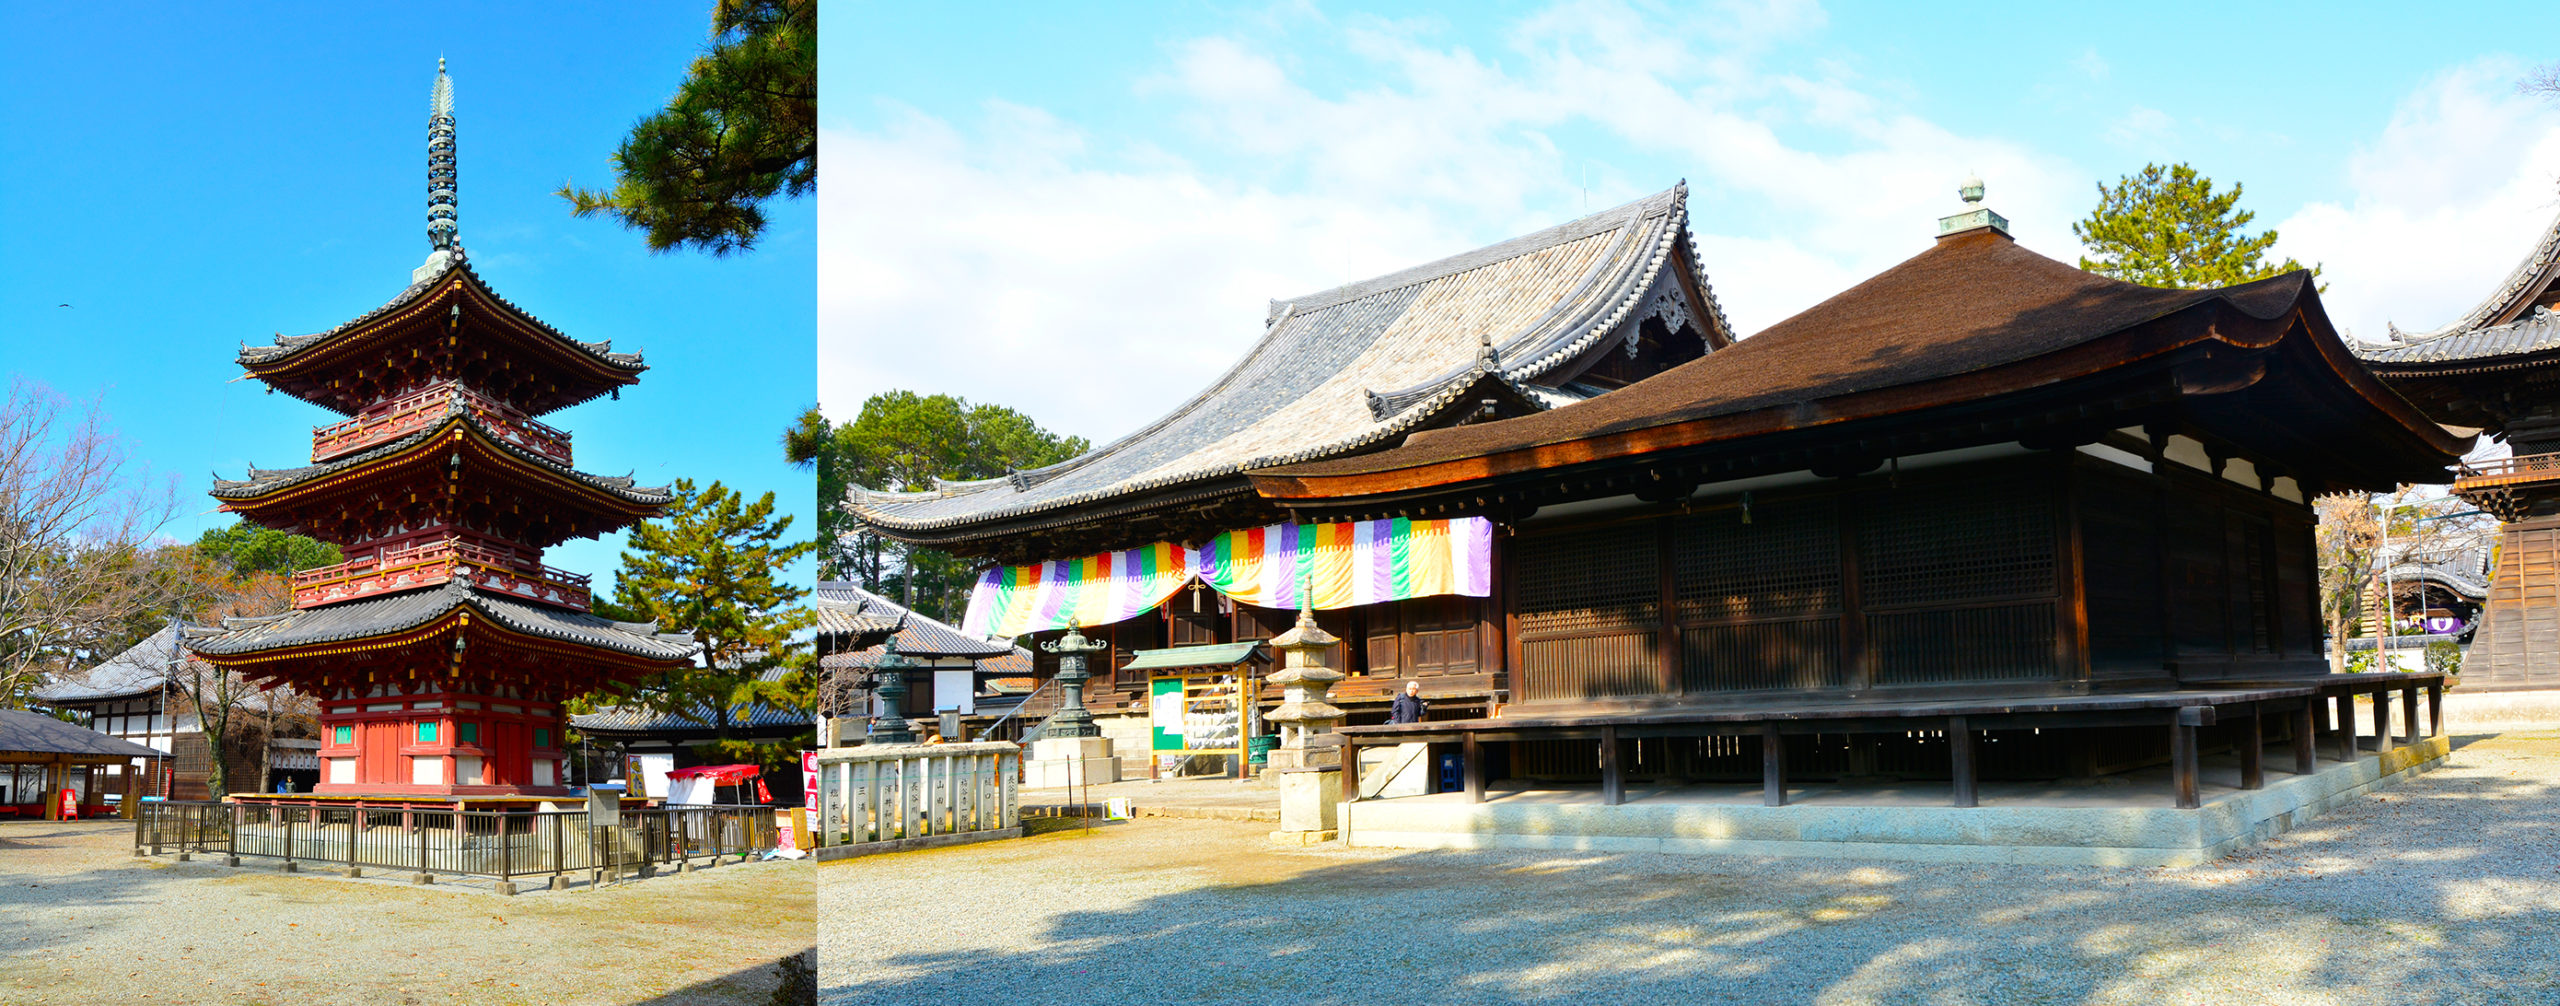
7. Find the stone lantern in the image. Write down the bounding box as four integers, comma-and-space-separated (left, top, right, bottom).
867, 638, 919, 745
1025, 626, 1120, 787
1265, 605, 1346, 843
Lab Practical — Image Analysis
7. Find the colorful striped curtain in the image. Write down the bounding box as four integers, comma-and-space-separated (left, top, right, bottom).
959, 517, 1496, 638
959, 541, 1196, 638
1194, 517, 1493, 610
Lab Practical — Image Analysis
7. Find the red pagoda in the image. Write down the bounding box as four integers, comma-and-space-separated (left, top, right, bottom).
189, 62, 696, 798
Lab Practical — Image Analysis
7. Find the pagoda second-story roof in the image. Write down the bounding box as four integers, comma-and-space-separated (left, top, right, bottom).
1255, 225, 2468, 506
239, 248, 647, 418
210, 410, 671, 550
846, 184, 1732, 544
188, 577, 696, 662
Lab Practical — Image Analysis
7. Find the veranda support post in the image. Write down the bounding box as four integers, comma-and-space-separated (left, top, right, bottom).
1949, 717, 1977, 809
2240, 702, 2265, 791
2293, 700, 2318, 775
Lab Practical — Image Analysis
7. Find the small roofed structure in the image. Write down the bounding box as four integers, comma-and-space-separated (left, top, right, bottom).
1250, 181, 2463, 817
2353, 195, 2560, 688
813, 582, 1027, 743
0, 709, 168, 820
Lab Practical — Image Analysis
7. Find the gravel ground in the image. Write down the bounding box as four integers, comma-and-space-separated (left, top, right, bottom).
0, 822, 813, 1006
821, 729, 2560, 1006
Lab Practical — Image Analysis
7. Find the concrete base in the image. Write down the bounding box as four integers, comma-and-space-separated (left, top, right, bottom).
1025, 736, 1121, 788
222, 855, 239, 867
1345, 735, 2450, 867
1269, 829, 1338, 845
344, 867, 363, 878
1276, 768, 1340, 833
2441, 688, 2560, 732
1356, 743, 1434, 799
278, 862, 298, 874
550, 875, 568, 891
814, 825, 1024, 861
495, 881, 517, 896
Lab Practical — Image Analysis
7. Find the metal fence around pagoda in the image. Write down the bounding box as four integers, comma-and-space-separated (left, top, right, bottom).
135, 798, 779, 892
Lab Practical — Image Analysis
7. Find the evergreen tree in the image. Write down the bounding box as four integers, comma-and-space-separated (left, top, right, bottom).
792, 393, 1087, 621
559, 0, 815, 255
194, 521, 341, 578
2074, 163, 2318, 289
609, 480, 816, 763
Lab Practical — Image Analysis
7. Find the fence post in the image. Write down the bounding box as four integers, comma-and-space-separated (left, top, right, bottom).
500, 810, 514, 880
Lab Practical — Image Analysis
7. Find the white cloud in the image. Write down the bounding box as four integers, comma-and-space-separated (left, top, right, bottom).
819, 1, 2094, 442
2274, 59, 2560, 342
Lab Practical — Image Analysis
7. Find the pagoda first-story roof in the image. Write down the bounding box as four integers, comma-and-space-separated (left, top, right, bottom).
211, 412, 670, 551
187, 579, 695, 699
1255, 227, 2470, 517
848, 183, 1733, 554
238, 248, 645, 418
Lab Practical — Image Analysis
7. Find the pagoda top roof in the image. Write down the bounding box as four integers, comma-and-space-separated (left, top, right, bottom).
211, 407, 671, 506
1256, 224, 2467, 501
188, 578, 695, 661
847, 183, 1728, 540
238, 248, 647, 417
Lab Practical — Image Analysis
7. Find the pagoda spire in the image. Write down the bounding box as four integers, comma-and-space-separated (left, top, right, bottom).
426, 58, 458, 253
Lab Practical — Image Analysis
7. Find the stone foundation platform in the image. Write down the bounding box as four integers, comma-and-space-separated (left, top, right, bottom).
1343, 735, 2448, 867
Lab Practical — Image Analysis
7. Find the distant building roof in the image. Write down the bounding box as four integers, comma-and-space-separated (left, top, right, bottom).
0, 709, 167, 760
846, 184, 1729, 542
572, 666, 813, 737
32, 626, 184, 703
812, 582, 1013, 660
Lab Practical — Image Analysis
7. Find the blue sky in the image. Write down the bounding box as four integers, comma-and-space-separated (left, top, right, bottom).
0, 3, 816, 587
819, 0, 2560, 450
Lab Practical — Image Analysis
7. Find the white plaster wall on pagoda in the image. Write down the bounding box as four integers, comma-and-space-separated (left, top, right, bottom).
411, 756, 442, 786
533, 760, 555, 787
456, 756, 485, 786
328, 759, 355, 785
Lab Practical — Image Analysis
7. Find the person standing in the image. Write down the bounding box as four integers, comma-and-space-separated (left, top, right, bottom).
1389, 680, 1427, 724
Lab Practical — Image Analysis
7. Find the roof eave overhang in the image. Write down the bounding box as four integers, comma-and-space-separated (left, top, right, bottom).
242, 266, 644, 416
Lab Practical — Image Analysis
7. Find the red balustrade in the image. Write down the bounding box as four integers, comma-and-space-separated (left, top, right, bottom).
292, 537, 592, 610
310, 384, 572, 464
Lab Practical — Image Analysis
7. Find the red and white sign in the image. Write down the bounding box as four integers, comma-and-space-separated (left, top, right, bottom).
57, 789, 78, 820
801, 750, 818, 811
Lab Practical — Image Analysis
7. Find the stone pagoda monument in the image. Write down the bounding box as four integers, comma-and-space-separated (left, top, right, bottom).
1264, 607, 1346, 844
187, 63, 697, 798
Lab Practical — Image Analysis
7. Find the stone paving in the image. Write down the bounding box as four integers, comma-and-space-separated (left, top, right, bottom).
824, 729, 2560, 1005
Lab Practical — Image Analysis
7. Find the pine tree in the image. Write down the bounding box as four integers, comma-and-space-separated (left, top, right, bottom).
610, 480, 816, 763
2074, 163, 2318, 289
559, 0, 815, 255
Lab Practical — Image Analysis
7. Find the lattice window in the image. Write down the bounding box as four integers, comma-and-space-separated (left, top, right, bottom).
1519, 634, 1662, 701
1515, 523, 1661, 637
1867, 603, 2059, 684
1673, 501, 1841, 623
1858, 486, 2057, 608
1681, 619, 1844, 692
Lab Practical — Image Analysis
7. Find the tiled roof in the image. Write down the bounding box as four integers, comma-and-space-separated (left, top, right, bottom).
2353, 307, 2560, 368
572, 667, 813, 734
32, 626, 185, 702
811, 582, 1013, 659
239, 249, 644, 373
188, 579, 695, 660
209, 410, 671, 505
0, 709, 168, 759
847, 184, 1728, 533
2373, 203, 2560, 345
1261, 227, 2468, 490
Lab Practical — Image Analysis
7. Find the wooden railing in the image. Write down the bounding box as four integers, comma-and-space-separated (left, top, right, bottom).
310, 383, 572, 464
291, 536, 592, 610
2453, 451, 2560, 487
811, 742, 1019, 859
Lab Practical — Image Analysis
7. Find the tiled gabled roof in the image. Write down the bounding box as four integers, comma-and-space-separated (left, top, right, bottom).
847, 184, 1728, 534
812, 582, 1014, 659
31, 626, 186, 702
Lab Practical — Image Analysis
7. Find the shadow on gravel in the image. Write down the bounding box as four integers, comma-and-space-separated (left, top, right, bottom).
621, 950, 805, 1006
824, 737, 2560, 1005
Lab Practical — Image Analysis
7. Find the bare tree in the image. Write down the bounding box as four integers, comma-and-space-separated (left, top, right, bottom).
156, 547, 310, 798
0, 380, 178, 706
2317, 486, 2495, 672
2524, 62, 2560, 101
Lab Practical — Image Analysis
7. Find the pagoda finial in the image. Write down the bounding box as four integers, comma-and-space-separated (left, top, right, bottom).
427, 60, 458, 253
